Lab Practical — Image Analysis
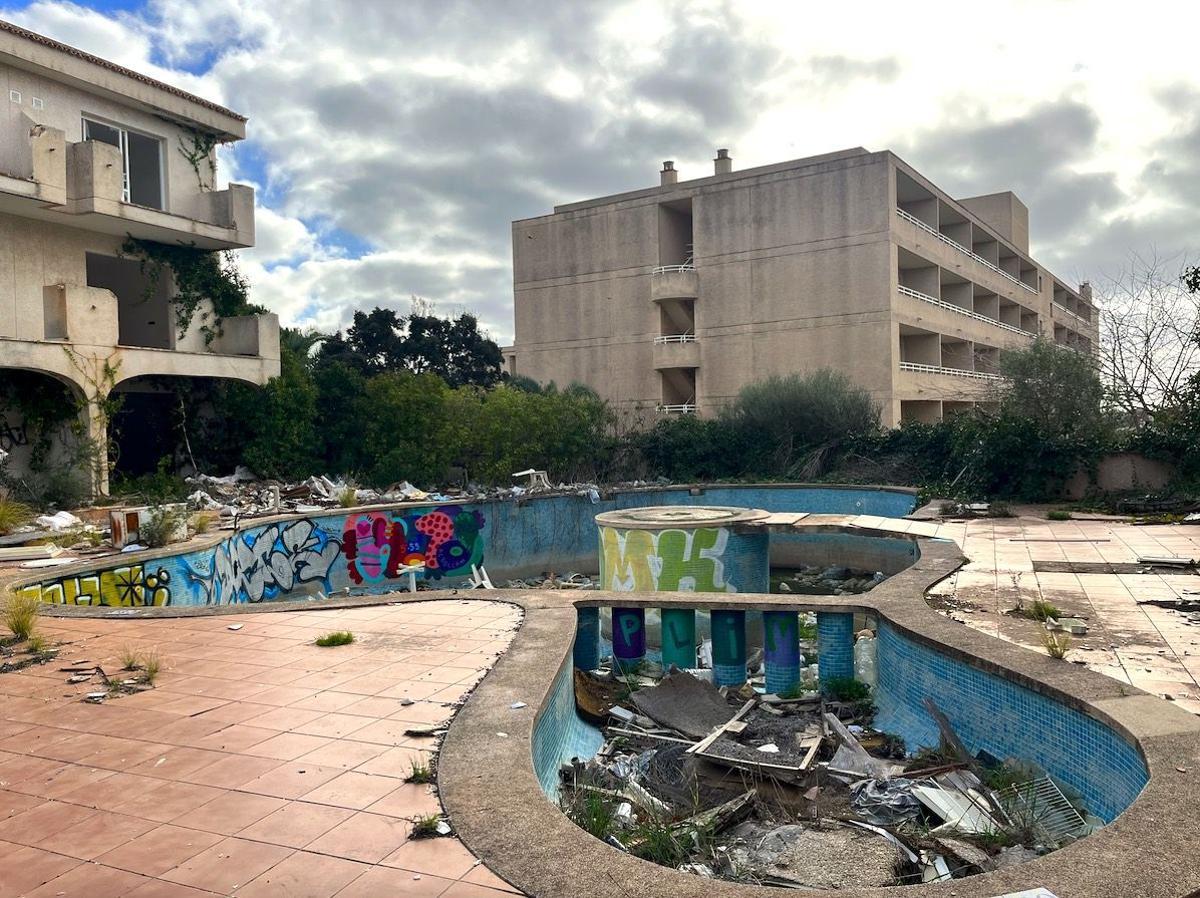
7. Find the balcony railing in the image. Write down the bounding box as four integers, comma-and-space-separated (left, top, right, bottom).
896, 208, 1038, 295
897, 285, 1036, 338
899, 361, 1003, 381
1053, 300, 1092, 324
657, 403, 697, 414
652, 263, 696, 275
653, 333, 696, 344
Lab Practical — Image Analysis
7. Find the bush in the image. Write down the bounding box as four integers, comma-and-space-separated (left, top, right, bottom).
140, 505, 185, 548
636, 415, 749, 481
722, 369, 881, 478
315, 631, 355, 647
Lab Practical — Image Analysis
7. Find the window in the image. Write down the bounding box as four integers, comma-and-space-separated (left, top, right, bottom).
82, 117, 164, 209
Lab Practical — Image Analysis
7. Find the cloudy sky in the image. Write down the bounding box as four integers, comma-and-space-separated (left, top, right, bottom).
3, 0, 1197, 343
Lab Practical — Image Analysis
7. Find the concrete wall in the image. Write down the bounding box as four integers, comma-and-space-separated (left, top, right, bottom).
1064, 453, 1178, 500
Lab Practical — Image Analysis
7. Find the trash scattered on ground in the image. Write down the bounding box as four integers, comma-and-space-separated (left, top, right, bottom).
563, 651, 1099, 888
504, 571, 594, 589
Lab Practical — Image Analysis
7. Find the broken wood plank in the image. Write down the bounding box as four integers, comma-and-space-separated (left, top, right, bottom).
922, 698, 978, 770
687, 698, 755, 755
606, 727, 693, 746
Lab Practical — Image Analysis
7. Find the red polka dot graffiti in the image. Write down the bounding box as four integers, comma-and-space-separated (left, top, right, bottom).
342, 506, 485, 585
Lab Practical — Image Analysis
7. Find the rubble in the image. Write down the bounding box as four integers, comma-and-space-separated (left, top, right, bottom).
564, 656, 1098, 889
773, 565, 888, 596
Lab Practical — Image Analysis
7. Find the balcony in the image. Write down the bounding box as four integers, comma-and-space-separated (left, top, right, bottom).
657, 403, 696, 415
897, 284, 1036, 339
899, 361, 1002, 381
650, 265, 698, 302
0, 126, 253, 249
652, 333, 699, 369
895, 206, 1038, 296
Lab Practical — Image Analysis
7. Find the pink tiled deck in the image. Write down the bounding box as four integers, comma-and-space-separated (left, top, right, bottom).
0, 600, 525, 897
928, 510, 1200, 714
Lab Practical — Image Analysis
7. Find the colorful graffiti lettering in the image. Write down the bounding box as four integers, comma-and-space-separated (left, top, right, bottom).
23, 564, 172, 607
599, 526, 734, 593
185, 518, 341, 605
343, 506, 485, 584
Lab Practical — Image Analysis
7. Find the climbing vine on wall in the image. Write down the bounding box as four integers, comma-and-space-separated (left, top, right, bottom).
120, 238, 261, 342
177, 128, 218, 191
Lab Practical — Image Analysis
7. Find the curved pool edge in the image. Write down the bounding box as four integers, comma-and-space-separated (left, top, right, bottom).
437, 537, 1200, 898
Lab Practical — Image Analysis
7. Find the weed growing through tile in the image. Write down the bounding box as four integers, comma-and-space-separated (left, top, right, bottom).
119, 644, 141, 670
315, 631, 355, 647
1047, 509, 1073, 521
1042, 630, 1072, 659
408, 813, 444, 839
141, 649, 162, 684
406, 760, 434, 784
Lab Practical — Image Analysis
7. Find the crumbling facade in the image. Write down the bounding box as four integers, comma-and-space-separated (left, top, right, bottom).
508, 148, 1097, 425
0, 21, 278, 491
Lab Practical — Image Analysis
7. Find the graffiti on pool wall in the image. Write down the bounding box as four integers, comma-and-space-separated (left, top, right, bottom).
22, 564, 172, 607
343, 506, 485, 584
185, 518, 341, 605
600, 526, 735, 593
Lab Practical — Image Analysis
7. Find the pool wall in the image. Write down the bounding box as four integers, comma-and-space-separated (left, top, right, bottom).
15, 484, 917, 608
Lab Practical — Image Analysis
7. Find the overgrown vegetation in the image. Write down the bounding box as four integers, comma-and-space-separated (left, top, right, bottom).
1042, 631, 1072, 660
1047, 509, 1073, 521
315, 630, 355, 647
139, 504, 185, 548
120, 238, 262, 341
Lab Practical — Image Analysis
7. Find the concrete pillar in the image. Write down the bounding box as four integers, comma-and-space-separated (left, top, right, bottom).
660, 608, 696, 670
764, 610, 801, 695
574, 607, 600, 671
710, 609, 746, 688
817, 612, 855, 684
611, 607, 646, 673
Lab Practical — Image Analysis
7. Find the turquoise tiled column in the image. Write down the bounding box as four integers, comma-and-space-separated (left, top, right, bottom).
573, 607, 600, 670
711, 609, 747, 687
611, 607, 646, 674
817, 611, 854, 684
660, 608, 697, 670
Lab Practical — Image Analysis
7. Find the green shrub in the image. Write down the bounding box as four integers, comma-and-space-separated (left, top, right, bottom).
1047, 509, 1072, 521
140, 505, 185, 549
821, 676, 871, 703
722, 369, 881, 478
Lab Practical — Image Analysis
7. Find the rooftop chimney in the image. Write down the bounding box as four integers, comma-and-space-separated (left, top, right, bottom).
714, 148, 732, 175
660, 160, 678, 186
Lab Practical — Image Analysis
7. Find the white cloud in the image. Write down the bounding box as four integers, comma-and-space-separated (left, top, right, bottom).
3, 0, 1199, 342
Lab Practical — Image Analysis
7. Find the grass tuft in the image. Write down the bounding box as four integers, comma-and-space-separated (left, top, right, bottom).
1042, 630, 1072, 660
315, 631, 355, 647
1047, 509, 1073, 521
3, 589, 40, 641
406, 760, 434, 784
408, 813, 444, 839
338, 487, 358, 508
119, 644, 141, 671
141, 649, 162, 684
0, 498, 33, 536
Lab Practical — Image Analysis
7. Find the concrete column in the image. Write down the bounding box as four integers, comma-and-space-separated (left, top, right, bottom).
817, 612, 855, 684
764, 610, 801, 695
710, 609, 747, 688
611, 607, 645, 674
573, 607, 600, 671
660, 608, 696, 670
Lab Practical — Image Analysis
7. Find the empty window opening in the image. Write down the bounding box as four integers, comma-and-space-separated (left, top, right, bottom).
82, 117, 164, 209
659, 298, 695, 338
658, 199, 693, 268
660, 367, 696, 408
86, 252, 172, 349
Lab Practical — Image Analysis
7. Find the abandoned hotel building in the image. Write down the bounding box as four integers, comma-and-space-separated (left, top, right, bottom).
508, 148, 1098, 425
0, 22, 278, 491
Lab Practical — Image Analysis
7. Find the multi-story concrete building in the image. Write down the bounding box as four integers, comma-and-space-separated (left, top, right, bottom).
508, 147, 1096, 426
0, 22, 278, 490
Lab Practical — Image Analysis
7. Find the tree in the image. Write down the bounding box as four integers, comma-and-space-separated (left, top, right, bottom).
315, 304, 504, 387
1096, 254, 1200, 420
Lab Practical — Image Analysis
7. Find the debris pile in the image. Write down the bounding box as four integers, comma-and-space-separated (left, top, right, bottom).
774, 566, 888, 595
561, 667, 1098, 888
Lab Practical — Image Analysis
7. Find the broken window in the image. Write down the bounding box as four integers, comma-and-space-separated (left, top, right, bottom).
82, 117, 164, 210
